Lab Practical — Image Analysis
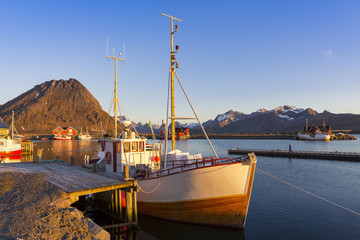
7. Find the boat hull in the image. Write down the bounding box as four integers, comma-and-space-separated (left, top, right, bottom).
138, 194, 248, 228
137, 155, 256, 229
54, 137, 71, 140
0, 149, 22, 156
297, 133, 330, 140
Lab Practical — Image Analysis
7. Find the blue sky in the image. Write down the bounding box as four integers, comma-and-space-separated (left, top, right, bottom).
1, 0, 359, 124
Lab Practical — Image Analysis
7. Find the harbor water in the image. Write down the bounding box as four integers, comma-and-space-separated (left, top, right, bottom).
20, 136, 360, 239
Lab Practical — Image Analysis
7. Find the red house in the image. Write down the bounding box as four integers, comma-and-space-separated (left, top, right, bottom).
53, 126, 78, 137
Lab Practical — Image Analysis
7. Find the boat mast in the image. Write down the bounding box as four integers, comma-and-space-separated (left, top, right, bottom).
11, 111, 14, 138
161, 13, 182, 151
106, 42, 125, 139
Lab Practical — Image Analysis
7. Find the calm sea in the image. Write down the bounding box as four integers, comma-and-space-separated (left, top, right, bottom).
25, 136, 360, 240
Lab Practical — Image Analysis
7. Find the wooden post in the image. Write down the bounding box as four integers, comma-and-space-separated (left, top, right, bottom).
126, 187, 133, 223
124, 165, 129, 180
70, 156, 75, 165
37, 149, 43, 161
133, 182, 138, 224
118, 189, 122, 218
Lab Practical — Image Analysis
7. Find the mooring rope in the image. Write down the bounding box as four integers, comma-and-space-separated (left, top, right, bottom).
136, 180, 162, 194
256, 167, 360, 216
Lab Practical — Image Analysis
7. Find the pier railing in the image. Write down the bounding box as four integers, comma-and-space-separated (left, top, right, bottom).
136, 156, 249, 179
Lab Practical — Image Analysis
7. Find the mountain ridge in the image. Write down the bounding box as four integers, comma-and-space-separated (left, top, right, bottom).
0, 78, 116, 134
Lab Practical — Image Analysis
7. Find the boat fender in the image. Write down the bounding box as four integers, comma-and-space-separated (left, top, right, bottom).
154, 156, 160, 162
105, 151, 112, 164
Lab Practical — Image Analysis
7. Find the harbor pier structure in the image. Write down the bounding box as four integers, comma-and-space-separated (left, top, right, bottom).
0, 160, 138, 231
228, 149, 360, 161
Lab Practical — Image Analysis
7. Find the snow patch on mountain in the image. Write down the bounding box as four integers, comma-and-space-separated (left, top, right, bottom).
278, 114, 295, 121
216, 113, 230, 122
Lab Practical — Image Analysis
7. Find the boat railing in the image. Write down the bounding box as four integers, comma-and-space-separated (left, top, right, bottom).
138, 156, 248, 179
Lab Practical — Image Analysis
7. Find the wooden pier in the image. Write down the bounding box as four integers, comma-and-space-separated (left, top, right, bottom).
0, 160, 138, 231
228, 149, 360, 161
21, 141, 33, 154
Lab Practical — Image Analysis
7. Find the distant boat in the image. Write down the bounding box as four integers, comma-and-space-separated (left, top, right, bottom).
297, 119, 331, 141
297, 131, 331, 140
77, 128, 91, 140
0, 112, 22, 156
0, 138, 22, 156
54, 135, 71, 140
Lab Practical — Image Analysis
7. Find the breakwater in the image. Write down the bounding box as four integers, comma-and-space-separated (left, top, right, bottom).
228, 149, 360, 161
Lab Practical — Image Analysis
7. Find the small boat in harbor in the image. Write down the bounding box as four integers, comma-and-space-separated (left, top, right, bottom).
0, 112, 22, 156
0, 138, 22, 156
77, 128, 91, 140
54, 135, 72, 140
95, 13, 257, 229
297, 119, 331, 140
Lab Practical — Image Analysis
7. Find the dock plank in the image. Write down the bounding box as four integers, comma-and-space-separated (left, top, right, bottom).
0, 161, 131, 196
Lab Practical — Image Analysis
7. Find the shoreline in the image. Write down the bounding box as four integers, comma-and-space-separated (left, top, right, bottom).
140, 133, 357, 140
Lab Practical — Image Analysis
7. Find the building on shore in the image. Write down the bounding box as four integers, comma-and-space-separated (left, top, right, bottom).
53, 126, 78, 138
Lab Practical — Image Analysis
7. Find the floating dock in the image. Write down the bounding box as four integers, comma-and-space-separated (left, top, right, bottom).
0, 160, 138, 230
228, 149, 360, 161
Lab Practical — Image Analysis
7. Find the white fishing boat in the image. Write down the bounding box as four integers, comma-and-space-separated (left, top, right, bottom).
297, 119, 331, 141
96, 13, 257, 229
297, 131, 331, 140
77, 128, 91, 140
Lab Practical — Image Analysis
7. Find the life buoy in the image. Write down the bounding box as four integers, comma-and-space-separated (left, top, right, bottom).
101, 141, 105, 151
105, 151, 112, 164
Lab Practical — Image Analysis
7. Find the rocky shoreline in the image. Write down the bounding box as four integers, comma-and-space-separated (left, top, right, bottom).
0, 172, 109, 240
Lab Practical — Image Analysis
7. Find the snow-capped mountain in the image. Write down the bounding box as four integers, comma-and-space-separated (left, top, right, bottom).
135, 105, 360, 134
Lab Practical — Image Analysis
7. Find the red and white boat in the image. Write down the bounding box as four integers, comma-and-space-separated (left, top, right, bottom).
54, 135, 72, 140
94, 13, 257, 229
0, 113, 22, 156
0, 138, 22, 156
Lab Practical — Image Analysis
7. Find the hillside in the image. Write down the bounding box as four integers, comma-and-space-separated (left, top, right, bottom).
0, 78, 117, 134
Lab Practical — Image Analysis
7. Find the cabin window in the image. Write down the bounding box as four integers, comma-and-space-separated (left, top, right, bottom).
69, 129, 72, 133
123, 142, 130, 153
117, 142, 121, 152
132, 141, 138, 152
139, 141, 144, 152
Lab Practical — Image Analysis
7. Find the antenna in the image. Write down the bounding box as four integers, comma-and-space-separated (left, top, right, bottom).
106, 39, 126, 139
106, 38, 108, 56
122, 43, 126, 62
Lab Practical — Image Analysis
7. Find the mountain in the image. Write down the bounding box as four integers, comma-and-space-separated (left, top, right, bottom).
0, 78, 116, 134
149, 105, 360, 134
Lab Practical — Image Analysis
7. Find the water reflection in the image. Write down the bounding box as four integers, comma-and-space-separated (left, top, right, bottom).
138, 214, 245, 240
28, 140, 100, 165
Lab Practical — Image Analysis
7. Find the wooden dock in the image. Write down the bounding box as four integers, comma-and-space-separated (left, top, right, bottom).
0, 160, 138, 230
228, 149, 360, 161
